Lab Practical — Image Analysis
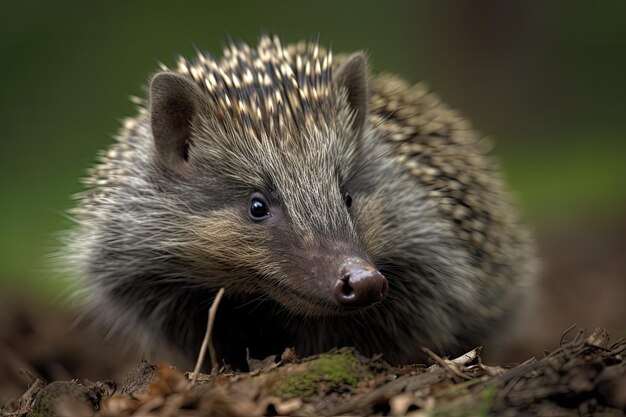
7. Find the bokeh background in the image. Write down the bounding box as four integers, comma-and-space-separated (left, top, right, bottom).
1, 0, 624, 402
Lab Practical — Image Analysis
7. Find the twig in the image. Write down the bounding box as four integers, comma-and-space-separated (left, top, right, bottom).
422, 347, 471, 380
559, 323, 577, 346
190, 287, 225, 385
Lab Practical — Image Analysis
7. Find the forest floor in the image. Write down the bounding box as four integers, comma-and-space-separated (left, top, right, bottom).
1, 222, 625, 416
1, 326, 625, 417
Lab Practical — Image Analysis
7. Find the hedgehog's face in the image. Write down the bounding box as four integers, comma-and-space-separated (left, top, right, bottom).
232, 130, 388, 316
149, 49, 388, 316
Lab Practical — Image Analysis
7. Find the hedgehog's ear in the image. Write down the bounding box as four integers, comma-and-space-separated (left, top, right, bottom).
150, 72, 206, 177
334, 52, 369, 134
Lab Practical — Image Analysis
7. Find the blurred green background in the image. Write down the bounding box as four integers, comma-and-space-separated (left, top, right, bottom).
1, 0, 624, 339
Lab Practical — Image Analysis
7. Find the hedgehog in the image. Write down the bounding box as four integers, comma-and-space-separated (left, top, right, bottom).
65, 35, 535, 370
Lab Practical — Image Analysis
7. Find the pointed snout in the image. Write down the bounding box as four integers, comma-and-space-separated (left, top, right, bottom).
333, 258, 388, 307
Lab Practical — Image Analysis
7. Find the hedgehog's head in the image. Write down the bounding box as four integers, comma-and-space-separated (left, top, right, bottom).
148, 37, 388, 316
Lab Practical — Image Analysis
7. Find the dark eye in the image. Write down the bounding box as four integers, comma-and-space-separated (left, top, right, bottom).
344, 193, 352, 209
249, 193, 271, 221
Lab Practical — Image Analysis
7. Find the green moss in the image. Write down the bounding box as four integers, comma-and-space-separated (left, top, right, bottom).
478, 383, 497, 417
28, 385, 62, 417
27, 394, 53, 417
27, 381, 94, 417
271, 351, 368, 399
421, 381, 499, 417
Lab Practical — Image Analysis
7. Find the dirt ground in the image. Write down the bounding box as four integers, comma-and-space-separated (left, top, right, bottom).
1, 220, 625, 416
501, 220, 626, 363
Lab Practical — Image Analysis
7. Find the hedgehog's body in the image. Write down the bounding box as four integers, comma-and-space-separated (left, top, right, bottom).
67, 36, 534, 369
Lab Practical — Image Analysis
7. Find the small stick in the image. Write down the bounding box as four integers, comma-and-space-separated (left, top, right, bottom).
422, 347, 471, 380
559, 323, 577, 346
190, 287, 225, 385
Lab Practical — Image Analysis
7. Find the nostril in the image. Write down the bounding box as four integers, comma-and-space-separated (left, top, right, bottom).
334, 258, 388, 307
340, 279, 354, 296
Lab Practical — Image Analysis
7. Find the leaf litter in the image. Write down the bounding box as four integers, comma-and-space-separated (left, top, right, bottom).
1, 296, 625, 417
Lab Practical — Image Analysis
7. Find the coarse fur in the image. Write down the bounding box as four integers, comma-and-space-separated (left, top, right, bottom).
64, 35, 535, 369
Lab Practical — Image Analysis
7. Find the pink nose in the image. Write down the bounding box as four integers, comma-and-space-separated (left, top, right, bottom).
334, 258, 388, 307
